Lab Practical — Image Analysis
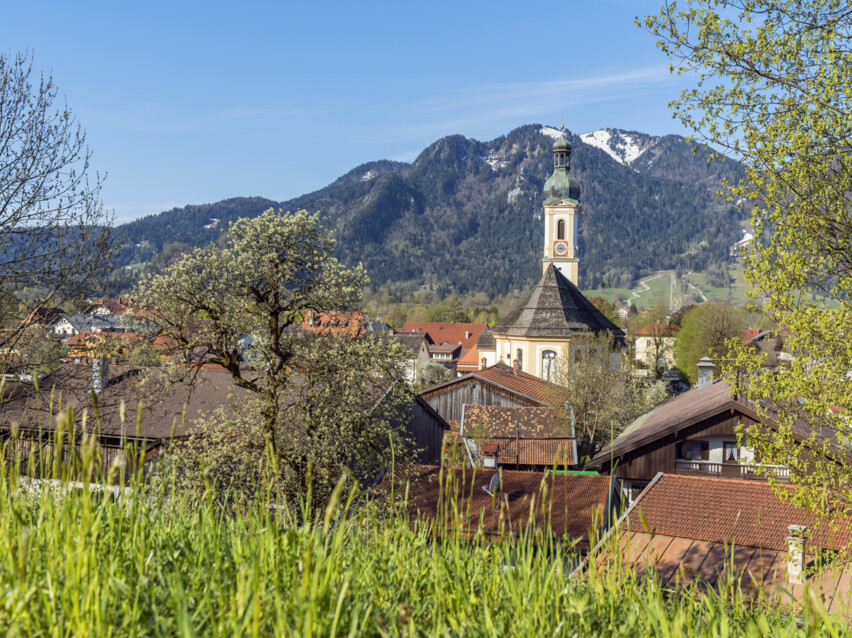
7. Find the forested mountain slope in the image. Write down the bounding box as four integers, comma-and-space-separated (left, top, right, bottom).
117, 125, 745, 296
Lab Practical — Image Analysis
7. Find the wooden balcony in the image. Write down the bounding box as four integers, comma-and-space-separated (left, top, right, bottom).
674, 460, 790, 482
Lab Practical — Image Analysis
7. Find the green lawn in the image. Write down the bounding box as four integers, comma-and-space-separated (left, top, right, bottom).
584, 265, 755, 312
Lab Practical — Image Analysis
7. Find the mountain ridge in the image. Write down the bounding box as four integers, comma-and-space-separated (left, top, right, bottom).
116, 124, 746, 296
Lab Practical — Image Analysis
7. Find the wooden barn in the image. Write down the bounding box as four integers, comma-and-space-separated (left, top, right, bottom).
419, 361, 567, 428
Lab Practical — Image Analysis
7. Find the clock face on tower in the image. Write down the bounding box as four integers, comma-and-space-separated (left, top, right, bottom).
553, 240, 569, 256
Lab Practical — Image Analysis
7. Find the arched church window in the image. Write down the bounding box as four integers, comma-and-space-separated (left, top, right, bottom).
542, 350, 557, 382
516, 348, 523, 372
557, 219, 565, 240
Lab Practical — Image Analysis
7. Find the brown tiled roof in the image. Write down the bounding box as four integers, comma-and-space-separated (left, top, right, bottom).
0, 365, 249, 440
478, 438, 576, 467
626, 474, 852, 552
480, 442, 499, 455
387, 465, 616, 547
492, 265, 624, 339
456, 343, 484, 371
419, 363, 558, 406
462, 405, 571, 438
462, 406, 577, 466
590, 379, 834, 468
474, 363, 568, 404
587, 474, 852, 613
590, 380, 749, 466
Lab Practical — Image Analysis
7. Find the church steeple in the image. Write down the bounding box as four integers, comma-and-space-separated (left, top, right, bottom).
541, 126, 580, 285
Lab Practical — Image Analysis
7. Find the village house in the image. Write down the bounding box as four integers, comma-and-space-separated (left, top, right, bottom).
634, 321, 679, 369
84, 298, 134, 316
386, 330, 431, 384
744, 329, 794, 371
582, 473, 852, 615
459, 405, 578, 471
401, 322, 489, 375
52, 313, 127, 337
419, 361, 568, 463
588, 358, 841, 502
419, 361, 567, 429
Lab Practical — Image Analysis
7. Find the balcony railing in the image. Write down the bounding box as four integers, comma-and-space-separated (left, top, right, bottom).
674, 459, 790, 481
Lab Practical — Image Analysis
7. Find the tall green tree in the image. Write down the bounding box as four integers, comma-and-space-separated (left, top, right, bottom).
643, 1, 852, 517
673, 302, 745, 384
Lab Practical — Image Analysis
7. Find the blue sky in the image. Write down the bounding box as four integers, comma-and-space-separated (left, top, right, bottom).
1, 1, 693, 223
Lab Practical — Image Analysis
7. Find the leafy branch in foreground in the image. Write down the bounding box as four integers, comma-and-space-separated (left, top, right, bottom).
643, 0, 852, 523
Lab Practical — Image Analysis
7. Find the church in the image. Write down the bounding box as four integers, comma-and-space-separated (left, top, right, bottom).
477, 127, 624, 381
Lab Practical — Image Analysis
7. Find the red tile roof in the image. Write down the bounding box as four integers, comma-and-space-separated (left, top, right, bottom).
402, 322, 487, 366
387, 465, 615, 547
401, 322, 487, 351
419, 362, 568, 407
626, 474, 852, 552
587, 474, 852, 612
461, 405, 577, 467
302, 311, 366, 336
635, 322, 679, 337
474, 363, 567, 404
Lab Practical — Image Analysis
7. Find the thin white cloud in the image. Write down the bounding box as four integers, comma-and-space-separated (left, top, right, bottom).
361, 64, 681, 144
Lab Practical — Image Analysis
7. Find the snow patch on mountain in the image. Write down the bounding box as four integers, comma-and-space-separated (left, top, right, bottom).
579, 129, 649, 166
483, 152, 508, 170
361, 169, 378, 182
540, 126, 564, 141
204, 218, 220, 229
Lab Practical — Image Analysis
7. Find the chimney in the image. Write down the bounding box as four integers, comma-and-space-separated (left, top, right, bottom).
481, 442, 499, 469
786, 524, 807, 584
512, 359, 519, 373
92, 358, 109, 395
465, 331, 471, 340
696, 357, 716, 389
480, 357, 487, 370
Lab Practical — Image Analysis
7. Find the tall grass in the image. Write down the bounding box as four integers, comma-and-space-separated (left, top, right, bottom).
0, 424, 845, 636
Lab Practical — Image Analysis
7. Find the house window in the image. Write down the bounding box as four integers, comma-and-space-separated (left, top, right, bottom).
677, 440, 709, 461
723, 441, 739, 462
516, 348, 523, 371
557, 219, 565, 240
542, 350, 557, 382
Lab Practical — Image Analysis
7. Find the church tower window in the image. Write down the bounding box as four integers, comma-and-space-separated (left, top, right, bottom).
557, 219, 565, 240
516, 348, 523, 371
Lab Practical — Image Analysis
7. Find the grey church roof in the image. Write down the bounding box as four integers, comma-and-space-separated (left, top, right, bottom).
491, 264, 625, 339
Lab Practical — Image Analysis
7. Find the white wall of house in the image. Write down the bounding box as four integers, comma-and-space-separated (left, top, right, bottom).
53, 319, 77, 336
681, 435, 754, 464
